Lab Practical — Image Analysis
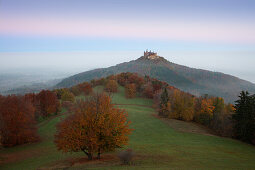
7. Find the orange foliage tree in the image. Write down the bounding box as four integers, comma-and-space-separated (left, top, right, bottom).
78, 82, 93, 95
105, 80, 118, 93
125, 83, 136, 98
37, 90, 60, 117
54, 93, 132, 160
116, 72, 145, 92
0, 96, 39, 147
194, 97, 215, 125
143, 83, 154, 98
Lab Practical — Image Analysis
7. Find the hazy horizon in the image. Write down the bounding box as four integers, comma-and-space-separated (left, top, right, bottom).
1, 50, 255, 84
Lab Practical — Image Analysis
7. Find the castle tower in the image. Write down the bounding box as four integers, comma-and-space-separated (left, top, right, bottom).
143, 50, 159, 59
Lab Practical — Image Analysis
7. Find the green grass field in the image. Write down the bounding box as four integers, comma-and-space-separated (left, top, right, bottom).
1, 86, 255, 169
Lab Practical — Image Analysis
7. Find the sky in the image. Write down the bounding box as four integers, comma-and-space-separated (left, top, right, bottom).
0, 0, 255, 82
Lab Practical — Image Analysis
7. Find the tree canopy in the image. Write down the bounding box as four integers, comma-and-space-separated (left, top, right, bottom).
54, 93, 132, 160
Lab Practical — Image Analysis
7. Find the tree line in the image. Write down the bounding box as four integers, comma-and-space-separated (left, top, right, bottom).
0, 90, 60, 147
90, 72, 254, 144
0, 72, 254, 152
0, 77, 132, 160
0, 82, 94, 147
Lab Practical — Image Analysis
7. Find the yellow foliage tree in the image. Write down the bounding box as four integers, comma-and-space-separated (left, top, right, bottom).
61, 89, 75, 103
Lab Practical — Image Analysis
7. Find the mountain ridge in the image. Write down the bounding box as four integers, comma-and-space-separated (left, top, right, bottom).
56, 53, 255, 103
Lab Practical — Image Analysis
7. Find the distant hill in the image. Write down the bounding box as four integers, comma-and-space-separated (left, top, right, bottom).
1, 79, 62, 95
56, 51, 255, 103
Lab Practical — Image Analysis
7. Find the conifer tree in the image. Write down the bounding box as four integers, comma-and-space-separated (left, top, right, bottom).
233, 91, 255, 143
159, 88, 170, 117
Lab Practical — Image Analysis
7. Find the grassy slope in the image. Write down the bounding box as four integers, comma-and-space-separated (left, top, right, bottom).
73, 86, 255, 169
1, 86, 255, 169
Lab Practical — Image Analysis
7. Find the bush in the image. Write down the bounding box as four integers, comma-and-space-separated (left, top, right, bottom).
118, 149, 135, 165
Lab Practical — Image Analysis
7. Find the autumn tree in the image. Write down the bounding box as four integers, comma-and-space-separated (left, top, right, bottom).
0, 96, 39, 147
152, 80, 163, 92
61, 89, 75, 103
225, 103, 235, 113
106, 75, 116, 80
54, 88, 75, 102
125, 83, 136, 98
143, 83, 154, 98
37, 90, 60, 117
54, 93, 132, 160
153, 90, 162, 109
209, 97, 234, 137
117, 73, 128, 86
105, 80, 118, 93
212, 97, 225, 114
54, 88, 66, 99
70, 85, 82, 96
194, 97, 215, 125
170, 90, 195, 121
91, 78, 107, 87
78, 82, 93, 95
24, 93, 37, 103
24, 93, 42, 120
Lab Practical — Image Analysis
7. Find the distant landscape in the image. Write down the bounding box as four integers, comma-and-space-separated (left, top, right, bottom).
0, 69, 79, 95
0, 0, 255, 169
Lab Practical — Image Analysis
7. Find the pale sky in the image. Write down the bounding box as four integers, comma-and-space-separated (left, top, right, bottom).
0, 0, 254, 83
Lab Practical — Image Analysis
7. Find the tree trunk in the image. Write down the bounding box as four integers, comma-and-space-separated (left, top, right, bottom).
88, 153, 93, 160
97, 149, 101, 159
82, 149, 93, 160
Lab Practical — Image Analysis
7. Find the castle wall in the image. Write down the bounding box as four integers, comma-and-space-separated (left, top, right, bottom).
143, 50, 159, 59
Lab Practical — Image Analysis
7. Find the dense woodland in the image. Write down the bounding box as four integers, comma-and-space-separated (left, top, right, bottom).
56, 56, 255, 103
0, 72, 254, 155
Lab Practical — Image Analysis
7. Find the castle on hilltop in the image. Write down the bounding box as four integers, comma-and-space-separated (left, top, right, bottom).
143, 50, 159, 59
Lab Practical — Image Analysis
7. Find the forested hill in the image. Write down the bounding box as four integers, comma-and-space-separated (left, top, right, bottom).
56, 55, 255, 103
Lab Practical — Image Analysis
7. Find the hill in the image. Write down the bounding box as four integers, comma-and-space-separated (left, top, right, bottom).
56, 51, 255, 103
